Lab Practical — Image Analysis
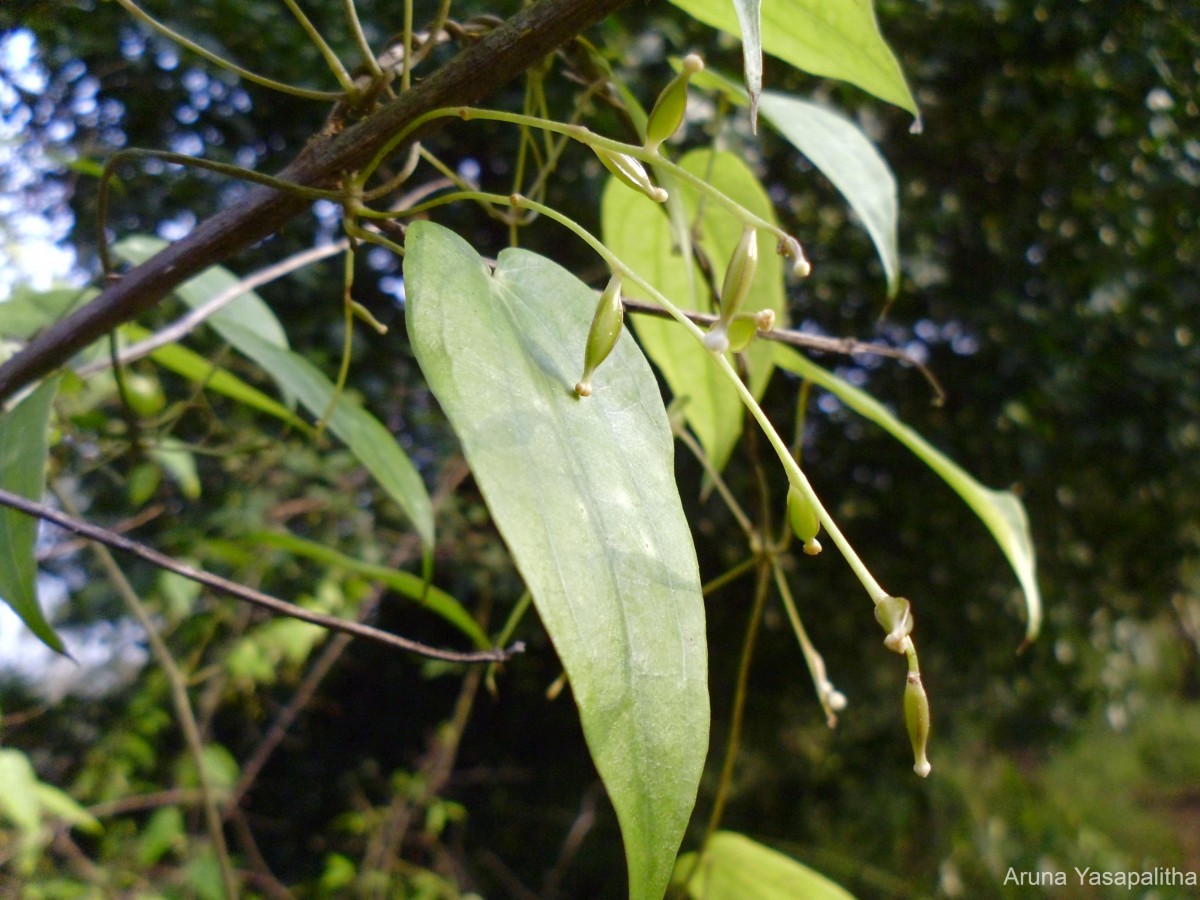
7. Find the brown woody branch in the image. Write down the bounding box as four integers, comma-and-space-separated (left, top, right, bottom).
0, 0, 630, 404
0, 487, 520, 663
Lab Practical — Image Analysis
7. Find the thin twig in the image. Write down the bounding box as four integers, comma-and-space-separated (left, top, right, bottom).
0, 487, 520, 664
55, 487, 241, 900
75, 242, 348, 378
620, 297, 947, 404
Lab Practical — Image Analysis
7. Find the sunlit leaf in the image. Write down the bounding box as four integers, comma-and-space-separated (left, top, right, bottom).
0, 378, 64, 653
215, 323, 435, 552
405, 221, 708, 900
758, 92, 900, 297
603, 149, 785, 472
666, 0, 919, 121
673, 831, 855, 899
774, 346, 1041, 641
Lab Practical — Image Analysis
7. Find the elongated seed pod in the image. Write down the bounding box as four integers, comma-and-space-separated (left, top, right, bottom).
905, 671, 932, 777
787, 485, 822, 555
719, 227, 758, 326
594, 148, 668, 202
575, 275, 624, 397
644, 53, 704, 152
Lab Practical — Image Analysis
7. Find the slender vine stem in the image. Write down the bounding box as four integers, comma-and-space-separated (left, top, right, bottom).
110, 0, 344, 101
279, 0, 357, 94
342, 0, 383, 80
98, 149, 341, 276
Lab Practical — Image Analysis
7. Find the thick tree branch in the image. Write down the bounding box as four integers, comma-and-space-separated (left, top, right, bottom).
0, 0, 630, 403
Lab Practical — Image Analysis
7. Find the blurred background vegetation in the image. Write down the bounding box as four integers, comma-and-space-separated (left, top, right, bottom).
1, 0, 1198, 896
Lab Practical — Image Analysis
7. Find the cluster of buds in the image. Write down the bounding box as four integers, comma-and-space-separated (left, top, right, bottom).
575, 274, 625, 398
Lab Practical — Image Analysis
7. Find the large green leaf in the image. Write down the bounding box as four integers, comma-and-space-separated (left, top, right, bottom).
405, 221, 708, 900
666, 0, 918, 121
216, 323, 434, 552
758, 92, 900, 297
0, 378, 64, 652
774, 346, 1041, 642
673, 831, 855, 900
602, 149, 785, 472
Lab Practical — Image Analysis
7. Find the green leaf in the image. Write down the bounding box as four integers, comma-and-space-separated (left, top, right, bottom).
758, 92, 900, 297
113, 235, 295, 405
774, 346, 1041, 642
249, 529, 490, 649
666, 0, 918, 121
731, 0, 763, 125
0, 285, 96, 341
603, 149, 785, 472
405, 221, 708, 900
215, 322, 435, 552
0, 378, 65, 653
673, 831, 856, 900
0, 748, 42, 835
114, 235, 289, 352
149, 439, 202, 499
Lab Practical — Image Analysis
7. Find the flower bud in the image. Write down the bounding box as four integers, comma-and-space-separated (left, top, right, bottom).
719, 227, 758, 326
874, 595, 913, 654
575, 275, 624, 397
777, 235, 812, 278
904, 671, 932, 777
644, 53, 704, 152
787, 485, 822, 556
594, 148, 668, 203
725, 309, 776, 353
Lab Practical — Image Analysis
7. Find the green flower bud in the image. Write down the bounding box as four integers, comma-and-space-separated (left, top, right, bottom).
594, 148, 668, 202
719, 226, 758, 327
645, 53, 704, 152
904, 671, 932, 777
575, 275, 624, 397
874, 595, 913, 654
778, 234, 812, 278
787, 485, 822, 556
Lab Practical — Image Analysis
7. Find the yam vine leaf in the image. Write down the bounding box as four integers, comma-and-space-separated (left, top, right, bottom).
405, 221, 709, 900
667, 0, 919, 123
0, 378, 64, 653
